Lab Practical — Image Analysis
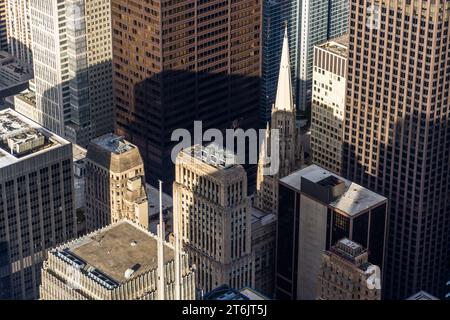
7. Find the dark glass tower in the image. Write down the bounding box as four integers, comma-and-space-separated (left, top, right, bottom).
343, 0, 450, 299
112, 0, 261, 191
275, 165, 387, 300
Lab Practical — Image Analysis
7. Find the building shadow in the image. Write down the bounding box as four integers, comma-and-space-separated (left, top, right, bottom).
116, 70, 262, 195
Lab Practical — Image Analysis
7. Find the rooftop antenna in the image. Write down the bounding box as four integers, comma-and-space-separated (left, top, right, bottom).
157, 180, 165, 300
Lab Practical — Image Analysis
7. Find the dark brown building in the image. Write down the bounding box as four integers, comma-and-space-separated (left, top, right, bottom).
111, 0, 261, 191
343, 0, 450, 299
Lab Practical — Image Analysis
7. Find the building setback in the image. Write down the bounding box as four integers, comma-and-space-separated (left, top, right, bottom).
111, 0, 261, 191
0, 109, 76, 299
343, 0, 450, 299
40, 220, 196, 300
275, 164, 387, 300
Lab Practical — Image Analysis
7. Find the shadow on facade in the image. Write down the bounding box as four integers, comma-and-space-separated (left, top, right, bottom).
342, 113, 450, 299
115, 70, 262, 195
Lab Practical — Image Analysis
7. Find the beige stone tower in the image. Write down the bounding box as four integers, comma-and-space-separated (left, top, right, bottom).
85, 133, 148, 232
173, 143, 253, 293
254, 28, 303, 214
317, 238, 381, 300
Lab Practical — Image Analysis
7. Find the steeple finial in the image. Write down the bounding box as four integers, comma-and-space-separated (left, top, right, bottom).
274, 26, 294, 112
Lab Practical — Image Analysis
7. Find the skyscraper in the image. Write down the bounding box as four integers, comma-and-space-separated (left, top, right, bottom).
29, 0, 113, 147
111, 0, 261, 190
317, 238, 381, 300
85, 133, 149, 233
40, 220, 196, 300
7, 0, 33, 68
343, 0, 450, 299
254, 29, 303, 215
173, 144, 253, 293
311, 36, 348, 174
0, 109, 76, 299
275, 165, 387, 300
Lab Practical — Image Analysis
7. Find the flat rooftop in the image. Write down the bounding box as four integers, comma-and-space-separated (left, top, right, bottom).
280, 164, 387, 216
318, 35, 348, 58
91, 133, 136, 155
146, 183, 173, 217
0, 109, 68, 168
56, 220, 175, 286
250, 200, 276, 226
181, 143, 238, 170
15, 90, 36, 105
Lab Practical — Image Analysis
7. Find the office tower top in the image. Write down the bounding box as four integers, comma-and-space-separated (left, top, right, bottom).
275, 164, 387, 300
0, 108, 76, 299
40, 220, 196, 300
85, 133, 148, 232
173, 143, 253, 292
343, 0, 450, 299
112, 0, 261, 190
311, 36, 348, 175
254, 28, 303, 214
317, 238, 382, 300
0, 108, 70, 170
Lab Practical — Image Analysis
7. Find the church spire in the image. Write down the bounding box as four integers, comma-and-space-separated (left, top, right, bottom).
274, 26, 294, 112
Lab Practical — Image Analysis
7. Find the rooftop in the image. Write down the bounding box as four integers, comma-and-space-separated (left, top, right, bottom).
280, 165, 387, 216
204, 285, 268, 300
0, 109, 68, 168
91, 133, 135, 155
181, 143, 238, 170
146, 183, 173, 217
53, 220, 175, 287
318, 35, 348, 58
15, 89, 36, 105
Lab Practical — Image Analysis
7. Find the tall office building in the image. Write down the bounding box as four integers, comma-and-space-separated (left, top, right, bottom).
260, 0, 300, 123
111, 0, 261, 190
29, 0, 113, 147
7, 0, 33, 68
275, 164, 387, 300
40, 220, 196, 300
254, 29, 303, 215
85, 133, 148, 232
311, 36, 348, 174
317, 238, 381, 300
173, 144, 253, 293
343, 0, 450, 299
0, 0, 7, 52
0, 109, 76, 299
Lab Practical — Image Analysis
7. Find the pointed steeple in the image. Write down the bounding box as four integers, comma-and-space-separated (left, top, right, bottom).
274, 26, 294, 112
